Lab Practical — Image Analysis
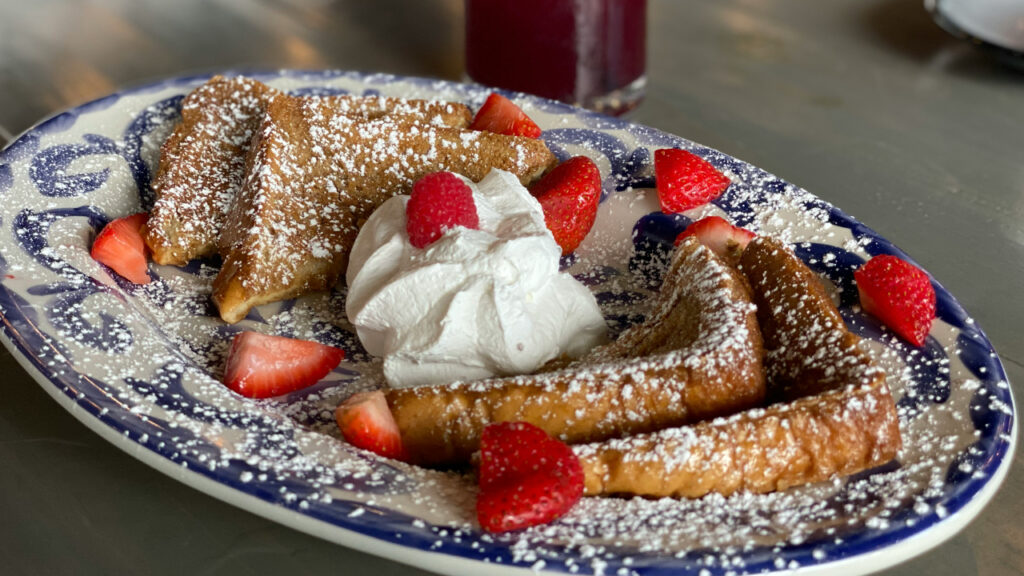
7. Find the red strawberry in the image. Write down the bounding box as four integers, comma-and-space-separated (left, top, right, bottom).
855, 255, 936, 347
90, 212, 151, 284
529, 156, 601, 255
476, 421, 583, 533
477, 421, 554, 488
335, 390, 407, 460
469, 93, 542, 138
674, 215, 755, 264
406, 171, 479, 248
223, 331, 344, 398
654, 149, 731, 214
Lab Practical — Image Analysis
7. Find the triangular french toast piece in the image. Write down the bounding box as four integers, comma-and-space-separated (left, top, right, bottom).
212, 94, 557, 323
574, 236, 901, 497
384, 238, 767, 467
145, 76, 273, 266
145, 75, 473, 265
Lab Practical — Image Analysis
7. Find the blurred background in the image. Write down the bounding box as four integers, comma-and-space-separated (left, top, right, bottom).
0, 1, 1022, 575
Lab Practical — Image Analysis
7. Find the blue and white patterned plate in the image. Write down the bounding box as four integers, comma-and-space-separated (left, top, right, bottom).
0, 70, 1014, 576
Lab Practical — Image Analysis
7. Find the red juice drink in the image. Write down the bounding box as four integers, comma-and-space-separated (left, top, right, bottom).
465, 0, 647, 115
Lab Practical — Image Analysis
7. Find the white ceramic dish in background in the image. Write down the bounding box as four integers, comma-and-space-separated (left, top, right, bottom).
0, 70, 1014, 575
928, 0, 1024, 62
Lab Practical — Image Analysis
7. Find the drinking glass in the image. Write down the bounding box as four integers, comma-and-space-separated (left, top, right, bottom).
465, 0, 647, 116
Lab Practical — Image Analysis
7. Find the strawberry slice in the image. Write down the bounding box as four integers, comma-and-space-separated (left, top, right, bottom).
529, 156, 601, 255
655, 149, 731, 214
223, 331, 344, 398
476, 421, 583, 533
335, 391, 407, 460
674, 215, 755, 264
469, 93, 542, 138
477, 420, 554, 488
406, 171, 479, 249
90, 212, 151, 284
855, 255, 936, 347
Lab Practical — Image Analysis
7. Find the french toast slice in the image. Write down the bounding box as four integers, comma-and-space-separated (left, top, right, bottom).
379, 236, 900, 495
212, 95, 557, 323
384, 238, 767, 467
145, 75, 473, 266
574, 236, 901, 498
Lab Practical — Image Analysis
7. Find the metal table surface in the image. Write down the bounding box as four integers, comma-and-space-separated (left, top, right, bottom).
0, 1, 1021, 574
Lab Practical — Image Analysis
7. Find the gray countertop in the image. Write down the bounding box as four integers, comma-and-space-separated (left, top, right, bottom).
0, 0, 1021, 574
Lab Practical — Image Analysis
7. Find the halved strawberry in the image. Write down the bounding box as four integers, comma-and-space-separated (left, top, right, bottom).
674, 215, 755, 264
855, 255, 936, 347
406, 171, 479, 248
335, 390, 407, 460
469, 93, 542, 138
655, 149, 731, 214
477, 420, 554, 489
476, 421, 583, 533
223, 331, 344, 398
529, 156, 601, 255
90, 212, 151, 284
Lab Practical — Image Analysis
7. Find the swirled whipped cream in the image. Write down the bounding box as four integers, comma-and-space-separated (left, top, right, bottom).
345, 169, 607, 388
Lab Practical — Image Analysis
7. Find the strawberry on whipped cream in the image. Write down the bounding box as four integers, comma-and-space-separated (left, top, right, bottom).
345, 169, 608, 388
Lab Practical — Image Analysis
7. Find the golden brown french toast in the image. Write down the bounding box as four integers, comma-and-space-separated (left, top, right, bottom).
212, 94, 557, 323
145, 75, 473, 266
378, 236, 900, 497
574, 236, 901, 498
384, 238, 767, 467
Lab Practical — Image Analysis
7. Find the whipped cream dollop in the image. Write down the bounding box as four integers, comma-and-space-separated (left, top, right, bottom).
346, 169, 607, 388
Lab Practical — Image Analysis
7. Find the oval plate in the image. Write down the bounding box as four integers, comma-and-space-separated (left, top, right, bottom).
0, 70, 1014, 576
